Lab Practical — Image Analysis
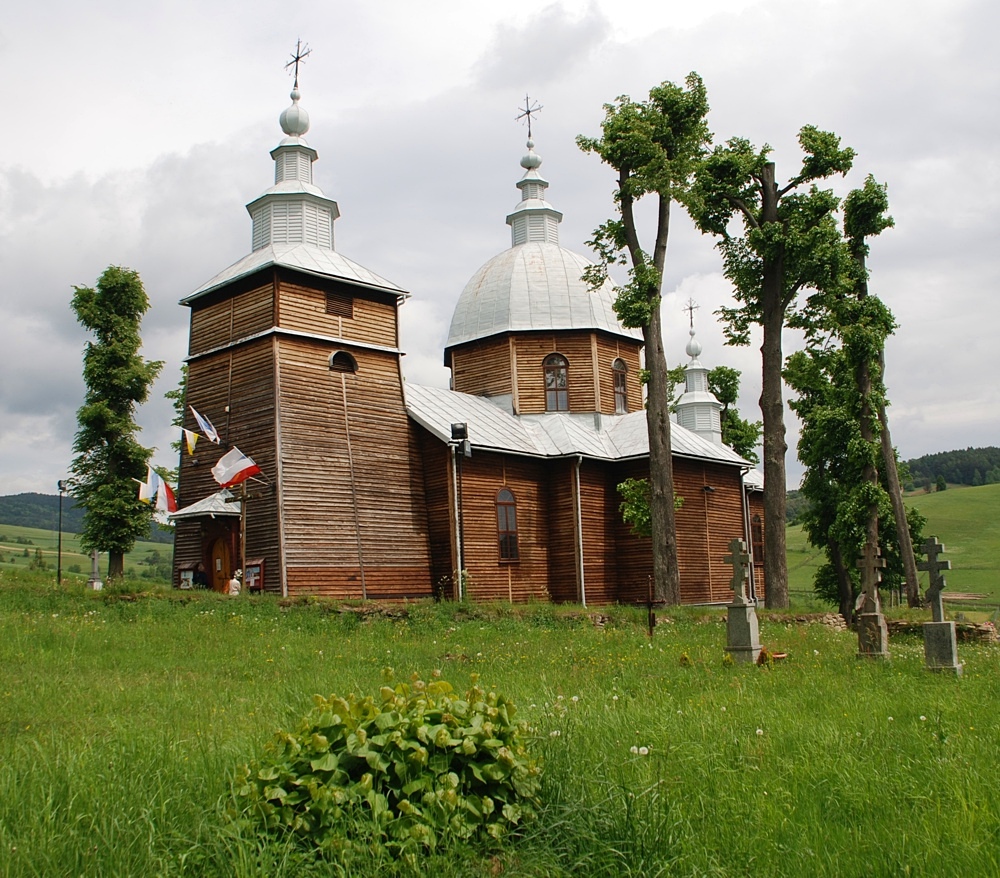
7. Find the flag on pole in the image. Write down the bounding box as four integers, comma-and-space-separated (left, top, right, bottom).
136, 466, 160, 504
211, 447, 261, 488
183, 428, 199, 455
155, 478, 178, 513
189, 405, 221, 444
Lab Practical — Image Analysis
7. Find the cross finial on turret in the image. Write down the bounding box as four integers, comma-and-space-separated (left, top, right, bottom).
285, 39, 311, 89
516, 94, 543, 139
683, 298, 699, 330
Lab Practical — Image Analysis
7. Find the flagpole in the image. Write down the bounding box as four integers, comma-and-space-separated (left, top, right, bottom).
241, 480, 247, 587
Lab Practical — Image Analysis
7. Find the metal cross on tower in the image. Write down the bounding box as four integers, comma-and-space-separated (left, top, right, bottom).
684, 298, 700, 329
285, 39, 311, 88
516, 94, 543, 138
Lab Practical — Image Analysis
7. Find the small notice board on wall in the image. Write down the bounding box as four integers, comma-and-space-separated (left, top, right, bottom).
244, 559, 264, 593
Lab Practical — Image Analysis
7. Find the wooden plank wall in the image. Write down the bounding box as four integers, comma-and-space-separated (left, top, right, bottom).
416, 430, 456, 595
609, 458, 749, 605
276, 276, 398, 350
513, 331, 597, 414
174, 337, 281, 592
276, 336, 433, 599
575, 461, 619, 604
189, 283, 274, 356
453, 452, 550, 602
450, 336, 513, 399
594, 336, 644, 415
546, 458, 578, 603
747, 491, 766, 601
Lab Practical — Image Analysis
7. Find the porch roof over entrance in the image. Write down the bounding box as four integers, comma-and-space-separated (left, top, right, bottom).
169, 489, 241, 520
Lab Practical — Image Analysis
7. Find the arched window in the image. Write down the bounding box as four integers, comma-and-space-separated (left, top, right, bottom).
751, 514, 764, 563
496, 488, 519, 561
329, 351, 358, 373
544, 353, 569, 412
613, 358, 628, 414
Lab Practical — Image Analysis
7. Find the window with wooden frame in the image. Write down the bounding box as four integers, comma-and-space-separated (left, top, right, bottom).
544, 353, 569, 412
613, 358, 628, 414
751, 514, 764, 563
496, 488, 519, 562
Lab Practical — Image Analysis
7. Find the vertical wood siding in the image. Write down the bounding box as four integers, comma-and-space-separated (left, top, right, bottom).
594, 337, 644, 415
275, 336, 433, 598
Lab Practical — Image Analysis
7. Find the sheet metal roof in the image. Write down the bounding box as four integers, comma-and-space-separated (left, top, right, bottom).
445, 243, 642, 349
182, 243, 405, 304
169, 489, 241, 520
404, 383, 750, 467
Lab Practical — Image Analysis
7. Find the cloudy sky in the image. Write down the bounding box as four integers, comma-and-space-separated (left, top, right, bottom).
1, 0, 996, 495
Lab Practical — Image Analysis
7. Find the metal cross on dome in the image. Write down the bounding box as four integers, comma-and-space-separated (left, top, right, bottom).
285, 39, 311, 88
516, 94, 543, 138
684, 298, 700, 329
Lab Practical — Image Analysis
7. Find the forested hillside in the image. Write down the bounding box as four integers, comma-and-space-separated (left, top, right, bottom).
0, 493, 173, 544
904, 447, 1000, 489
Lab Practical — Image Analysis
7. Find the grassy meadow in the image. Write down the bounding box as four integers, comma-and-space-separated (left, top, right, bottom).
787, 482, 1000, 605
1, 568, 999, 876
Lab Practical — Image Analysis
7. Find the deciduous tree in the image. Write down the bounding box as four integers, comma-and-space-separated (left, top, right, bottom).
578, 74, 711, 604
69, 266, 163, 580
707, 365, 761, 464
687, 127, 854, 607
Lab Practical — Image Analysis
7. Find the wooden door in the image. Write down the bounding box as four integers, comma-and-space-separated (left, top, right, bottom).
210, 538, 230, 593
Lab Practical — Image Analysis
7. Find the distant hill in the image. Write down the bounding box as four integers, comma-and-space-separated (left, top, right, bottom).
0, 493, 173, 544
904, 446, 1000, 489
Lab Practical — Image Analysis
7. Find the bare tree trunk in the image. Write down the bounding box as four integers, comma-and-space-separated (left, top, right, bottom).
645, 306, 681, 605
829, 540, 854, 623
108, 552, 125, 581
759, 163, 789, 609
878, 386, 920, 606
857, 355, 881, 612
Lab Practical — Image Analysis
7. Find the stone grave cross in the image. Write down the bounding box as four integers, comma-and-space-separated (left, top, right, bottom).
723, 537, 751, 605
855, 542, 886, 615
918, 536, 951, 623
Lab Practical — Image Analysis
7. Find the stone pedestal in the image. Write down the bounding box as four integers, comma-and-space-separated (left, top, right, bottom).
924, 621, 962, 675
726, 603, 762, 664
857, 612, 890, 658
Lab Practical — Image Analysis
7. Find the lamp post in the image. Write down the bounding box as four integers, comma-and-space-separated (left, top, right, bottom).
57, 480, 67, 585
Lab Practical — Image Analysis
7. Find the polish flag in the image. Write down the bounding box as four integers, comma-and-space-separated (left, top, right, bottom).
211, 447, 261, 488
156, 479, 178, 513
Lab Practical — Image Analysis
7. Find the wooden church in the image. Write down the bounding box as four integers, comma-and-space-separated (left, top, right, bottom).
171, 80, 765, 605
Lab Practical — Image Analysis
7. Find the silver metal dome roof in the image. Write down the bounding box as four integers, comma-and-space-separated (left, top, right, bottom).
446, 242, 640, 348
446, 136, 641, 350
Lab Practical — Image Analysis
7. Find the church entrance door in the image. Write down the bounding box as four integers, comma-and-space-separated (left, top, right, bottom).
210, 537, 231, 592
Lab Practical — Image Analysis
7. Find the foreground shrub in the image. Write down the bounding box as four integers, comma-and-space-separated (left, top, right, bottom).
231, 671, 541, 857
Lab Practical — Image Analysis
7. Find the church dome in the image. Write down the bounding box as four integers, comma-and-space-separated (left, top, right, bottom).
445, 137, 641, 351
446, 242, 637, 347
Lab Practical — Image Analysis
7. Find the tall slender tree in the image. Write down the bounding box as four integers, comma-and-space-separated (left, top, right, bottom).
578, 74, 712, 604
843, 177, 920, 607
687, 127, 854, 607
707, 366, 761, 464
69, 266, 163, 580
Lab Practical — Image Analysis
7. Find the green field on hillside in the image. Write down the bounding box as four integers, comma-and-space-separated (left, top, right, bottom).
788, 482, 1000, 605
0, 522, 171, 584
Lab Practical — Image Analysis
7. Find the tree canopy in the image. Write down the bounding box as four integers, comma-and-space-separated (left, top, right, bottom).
69, 266, 163, 580
578, 73, 712, 604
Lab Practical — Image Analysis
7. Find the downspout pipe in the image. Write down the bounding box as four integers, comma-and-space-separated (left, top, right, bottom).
450, 443, 463, 600
740, 466, 756, 603
574, 455, 586, 607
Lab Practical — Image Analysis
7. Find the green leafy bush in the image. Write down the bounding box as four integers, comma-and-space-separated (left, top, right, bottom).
231, 671, 541, 856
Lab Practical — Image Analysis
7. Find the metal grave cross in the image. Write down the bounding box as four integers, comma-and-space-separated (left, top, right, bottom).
918, 536, 951, 623
855, 542, 886, 614
723, 537, 752, 605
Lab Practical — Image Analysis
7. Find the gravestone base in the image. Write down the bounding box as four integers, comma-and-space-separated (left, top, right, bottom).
924, 621, 963, 675
725, 603, 762, 664
857, 612, 890, 658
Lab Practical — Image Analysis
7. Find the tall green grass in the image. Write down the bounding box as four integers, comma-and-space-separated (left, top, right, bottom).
1, 569, 998, 876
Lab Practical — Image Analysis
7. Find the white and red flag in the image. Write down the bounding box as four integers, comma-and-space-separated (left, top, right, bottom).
189, 405, 221, 445
156, 479, 178, 513
211, 447, 261, 488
